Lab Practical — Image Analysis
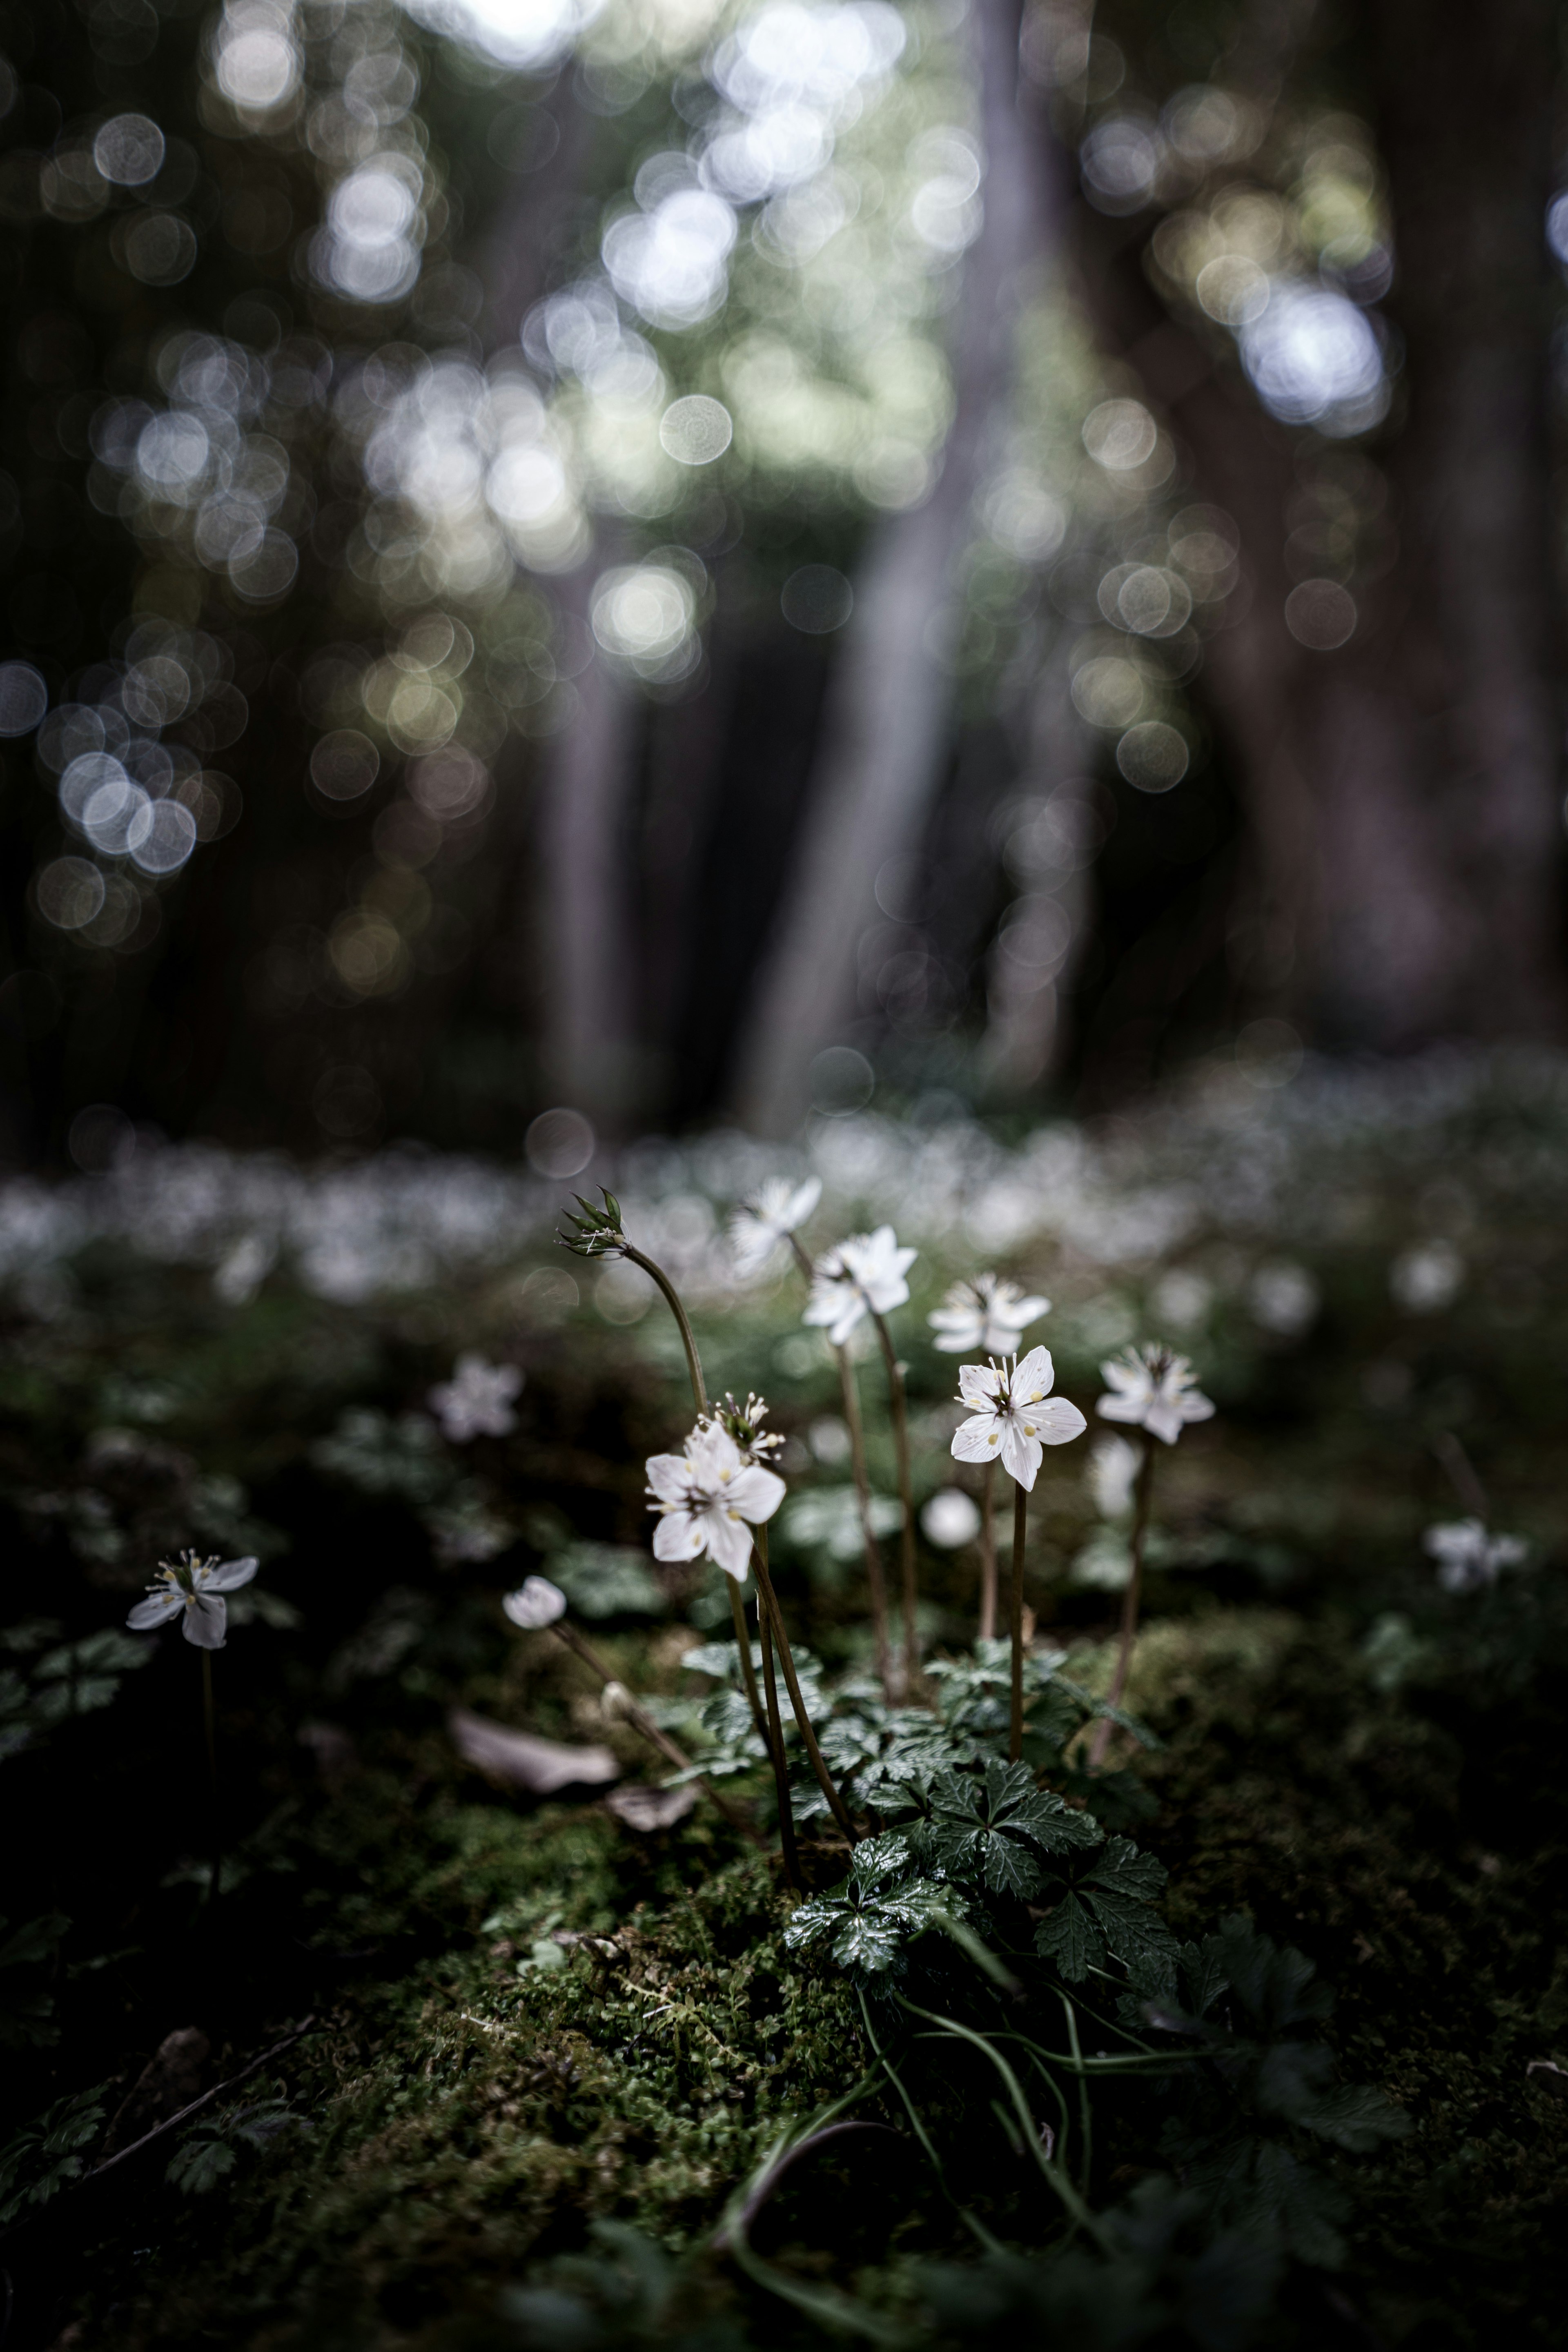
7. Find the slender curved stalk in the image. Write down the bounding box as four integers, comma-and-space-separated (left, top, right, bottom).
550, 1620, 761, 1844
1089, 1439, 1156, 1771
1062, 1994, 1092, 2198
623, 1242, 707, 1415
788, 1233, 892, 1700
871, 1310, 920, 1701
751, 1529, 857, 1842
978, 1461, 997, 1644
624, 1233, 773, 1761
856, 1992, 1003, 2256
202, 1651, 219, 1905
1009, 1479, 1027, 1762
895, 1997, 1110, 2249
757, 1601, 804, 1890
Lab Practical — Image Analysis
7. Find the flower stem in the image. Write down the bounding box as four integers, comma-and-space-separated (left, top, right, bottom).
788, 1234, 892, 1704
756, 1599, 804, 1891
726, 1577, 773, 1762
551, 1621, 761, 1844
751, 1529, 857, 1843
1009, 1481, 1028, 1762
201, 1650, 220, 1906
870, 1311, 920, 1702
623, 1243, 707, 1414
1088, 1439, 1156, 1771
624, 1235, 775, 1764
978, 1462, 997, 1645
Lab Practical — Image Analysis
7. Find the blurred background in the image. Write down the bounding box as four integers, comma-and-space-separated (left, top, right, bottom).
0, 0, 1564, 1172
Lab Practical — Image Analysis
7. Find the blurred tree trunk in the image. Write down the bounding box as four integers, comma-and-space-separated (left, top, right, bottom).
733, 0, 1055, 1132
1067, 0, 1565, 1049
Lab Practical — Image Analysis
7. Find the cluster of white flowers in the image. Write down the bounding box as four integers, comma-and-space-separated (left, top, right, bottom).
728, 1174, 821, 1276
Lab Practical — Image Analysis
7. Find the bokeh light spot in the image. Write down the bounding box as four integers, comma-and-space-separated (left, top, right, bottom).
0, 661, 48, 736
1116, 720, 1190, 791
525, 1106, 596, 1178
1285, 578, 1357, 650
658, 395, 733, 466
782, 564, 853, 633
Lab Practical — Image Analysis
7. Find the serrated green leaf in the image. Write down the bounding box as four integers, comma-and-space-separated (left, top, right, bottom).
1085, 1837, 1168, 1902
831, 1912, 906, 1972
980, 1833, 1043, 1900
1296, 2082, 1412, 2152
1034, 1893, 1103, 1981
166, 2133, 238, 2195
1009, 1789, 1105, 1855
1213, 1918, 1333, 2033
1085, 1887, 1178, 1970
1180, 1936, 1232, 2020
783, 1896, 851, 1953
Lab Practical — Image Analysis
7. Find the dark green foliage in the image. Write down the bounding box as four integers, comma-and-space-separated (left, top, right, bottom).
784, 1832, 962, 1973
0, 1911, 71, 2049
165, 2098, 304, 2195
0, 2082, 108, 2224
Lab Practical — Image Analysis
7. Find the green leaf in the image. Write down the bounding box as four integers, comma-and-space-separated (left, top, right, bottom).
0, 1912, 70, 1971
979, 1833, 1042, 1900
1296, 2082, 1412, 2152
1085, 1837, 1168, 1902
1007, 1788, 1104, 1855
1085, 1887, 1178, 1971
1034, 1893, 1103, 1982
166, 2133, 237, 2194
0, 2085, 108, 2224
831, 1912, 907, 1972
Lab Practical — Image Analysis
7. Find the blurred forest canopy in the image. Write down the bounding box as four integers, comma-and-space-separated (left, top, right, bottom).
0, 0, 1565, 1167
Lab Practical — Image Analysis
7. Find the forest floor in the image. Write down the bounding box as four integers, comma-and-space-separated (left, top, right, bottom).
4, 1060, 1568, 2349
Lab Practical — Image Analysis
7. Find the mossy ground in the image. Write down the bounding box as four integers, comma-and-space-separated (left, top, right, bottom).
5, 1119, 1568, 2348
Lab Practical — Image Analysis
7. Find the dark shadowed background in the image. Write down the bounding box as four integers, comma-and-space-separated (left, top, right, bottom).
2, 0, 1564, 1172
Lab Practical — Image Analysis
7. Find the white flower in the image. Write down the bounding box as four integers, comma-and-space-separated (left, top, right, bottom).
950, 1347, 1087, 1491
920, 1488, 982, 1548
1423, 1519, 1527, 1595
730, 1175, 822, 1276
928, 1273, 1050, 1356
503, 1575, 567, 1630
126, 1552, 257, 1650
802, 1225, 917, 1345
1088, 1434, 1141, 1520
645, 1422, 786, 1580
429, 1353, 522, 1442
1097, 1345, 1214, 1446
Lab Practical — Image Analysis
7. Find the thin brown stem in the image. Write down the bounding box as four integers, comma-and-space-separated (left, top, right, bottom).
1088, 1440, 1156, 1772
726, 1575, 773, 1758
625, 1234, 774, 1763
978, 1462, 998, 1645
623, 1243, 707, 1413
552, 1621, 761, 1844
1009, 1480, 1028, 1762
751, 1530, 857, 1843
871, 1311, 920, 1702
757, 1599, 804, 1890
788, 1232, 892, 1702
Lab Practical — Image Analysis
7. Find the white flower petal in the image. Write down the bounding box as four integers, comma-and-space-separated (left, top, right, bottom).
1033, 1398, 1087, 1446
1000, 1423, 1042, 1490
1013, 1345, 1054, 1396
704, 1507, 755, 1577
729, 1463, 786, 1525
951, 1415, 1003, 1464
1144, 1402, 1185, 1444
645, 1452, 691, 1503
653, 1510, 705, 1561
181, 1594, 228, 1649
1096, 1393, 1146, 1425
503, 1576, 566, 1629
127, 1591, 181, 1630
201, 1555, 258, 1593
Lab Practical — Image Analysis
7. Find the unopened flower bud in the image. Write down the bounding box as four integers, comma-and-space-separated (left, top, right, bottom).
503, 1576, 566, 1631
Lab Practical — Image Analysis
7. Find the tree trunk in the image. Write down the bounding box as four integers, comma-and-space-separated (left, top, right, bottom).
1061, 0, 1564, 1050
732, 0, 1060, 1132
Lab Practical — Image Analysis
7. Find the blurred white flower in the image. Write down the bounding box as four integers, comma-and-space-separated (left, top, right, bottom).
928, 1272, 1049, 1356
950, 1346, 1087, 1492
503, 1575, 567, 1630
1250, 1261, 1321, 1337
127, 1551, 257, 1649
646, 1422, 786, 1579
429, 1353, 523, 1441
1423, 1519, 1526, 1595
803, 1225, 917, 1345
1098, 1345, 1214, 1446
921, 1488, 981, 1548
730, 1174, 822, 1276
1390, 1242, 1463, 1314
1088, 1434, 1141, 1520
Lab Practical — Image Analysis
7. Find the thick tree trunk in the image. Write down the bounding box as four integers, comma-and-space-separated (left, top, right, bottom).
732, 0, 1058, 1132
1065, 0, 1564, 1049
